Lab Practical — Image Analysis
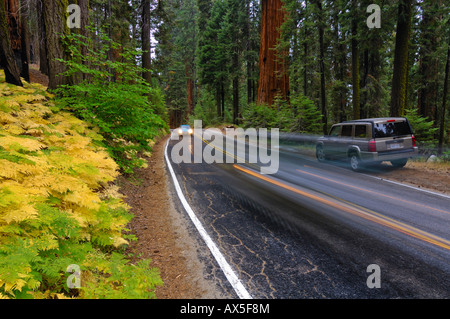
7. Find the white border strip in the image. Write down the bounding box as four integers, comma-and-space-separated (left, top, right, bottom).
164, 139, 252, 299
361, 173, 450, 200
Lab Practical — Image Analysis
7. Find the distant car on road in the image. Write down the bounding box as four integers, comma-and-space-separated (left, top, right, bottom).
316, 118, 418, 171
177, 125, 193, 136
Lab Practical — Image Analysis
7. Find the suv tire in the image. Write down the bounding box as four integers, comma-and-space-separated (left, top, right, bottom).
316, 145, 326, 162
391, 158, 408, 168
349, 152, 362, 171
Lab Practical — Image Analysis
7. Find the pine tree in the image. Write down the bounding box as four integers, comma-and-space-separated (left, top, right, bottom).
351, 0, 360, 120
314, 0, 327, 133
390, 0, 413, 117
142, 0, 152, 86
417, 0, 441, 120
197, 0, 228, 119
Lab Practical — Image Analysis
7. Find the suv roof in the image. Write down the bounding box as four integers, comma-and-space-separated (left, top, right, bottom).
341, 117, 408, 124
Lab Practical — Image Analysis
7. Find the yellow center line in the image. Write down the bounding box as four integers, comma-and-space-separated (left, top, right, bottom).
234, 164, 450, 251
296, 168, 450, 215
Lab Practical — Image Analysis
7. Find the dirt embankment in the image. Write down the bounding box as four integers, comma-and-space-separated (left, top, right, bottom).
369, 161, 450, 196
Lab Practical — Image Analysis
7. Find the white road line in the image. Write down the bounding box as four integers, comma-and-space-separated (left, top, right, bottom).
361, 173, 450, 200
164, 139, 252, 299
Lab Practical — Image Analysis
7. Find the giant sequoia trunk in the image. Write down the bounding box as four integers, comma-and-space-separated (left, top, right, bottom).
20, 0, 30, 82
438, 44, 449, 155
315, 0, 327, 134
257, 0, 290, 106
417, 0, 439, 120
42, 0, 69, 90
142, 0, 152, 85
390, 0, 412, 117
37, 0, 48, 76
185, 58, 194, 119
351, 0, 360, 120
0, 0, 22, 86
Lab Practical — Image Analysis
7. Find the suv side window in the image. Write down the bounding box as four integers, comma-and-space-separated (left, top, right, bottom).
355, 125, 367, 138
341, 125, 353, 137
329, 126, 340, 137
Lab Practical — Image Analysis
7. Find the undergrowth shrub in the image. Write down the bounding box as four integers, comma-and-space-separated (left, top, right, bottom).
241, 94, 322, 133
0, 71, 163, 299
405, 108, 438, 145
55, 29, 168, 174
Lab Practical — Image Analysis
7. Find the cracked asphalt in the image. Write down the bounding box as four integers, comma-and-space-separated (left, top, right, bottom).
166, 133, 450, 299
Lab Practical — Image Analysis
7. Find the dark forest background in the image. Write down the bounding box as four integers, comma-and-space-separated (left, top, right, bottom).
1, 0, 449, 153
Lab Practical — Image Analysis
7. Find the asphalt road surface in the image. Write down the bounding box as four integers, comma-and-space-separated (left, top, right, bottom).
166, 131, 450, 299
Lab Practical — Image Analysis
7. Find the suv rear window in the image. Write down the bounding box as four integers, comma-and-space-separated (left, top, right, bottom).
373, 121, 412, 138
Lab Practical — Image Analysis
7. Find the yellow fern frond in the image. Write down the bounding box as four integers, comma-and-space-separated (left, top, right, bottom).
1, 124, 25, 135
0, 136, 45, 152
0, 112, 16, 124
0, 203, 38, 224
0, 159, 43, 180
64, 190, 101, 211
112, 236, 129, 247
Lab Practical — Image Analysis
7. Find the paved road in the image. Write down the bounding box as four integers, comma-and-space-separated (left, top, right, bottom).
166, 131, 450, 298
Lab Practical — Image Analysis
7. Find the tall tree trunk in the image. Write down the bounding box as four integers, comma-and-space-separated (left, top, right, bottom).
216, 86, 222, 119
332, 3, 347, 122
233, 75, 239, 124
315, 0, 327, 134
5, 0, 20, 62
390, 0, 412, 117
185, 58, 194, 119
74, 0, 90, 83
0, 0, 22, 86
417, 0, 439, 120
351, 0, 360, 120
232, 45, 239, 124
246, 0, 252, 104
303, 7, 308, 97
42, 0, 69, 90
438, 44, 449, 155
257, 0, 290, 106
221, 82, 225, 121
20, 0, 30, 82
142, 0, 152, 85
37, 0, 48, 76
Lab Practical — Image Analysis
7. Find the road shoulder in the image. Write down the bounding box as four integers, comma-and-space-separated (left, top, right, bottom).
119, 136, 227, 299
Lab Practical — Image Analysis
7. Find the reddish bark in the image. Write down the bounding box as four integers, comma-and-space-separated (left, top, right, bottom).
257, 0, 290, 106
0, 0, 22, 86
185, 59, 194, 119
5, 0, 21, 51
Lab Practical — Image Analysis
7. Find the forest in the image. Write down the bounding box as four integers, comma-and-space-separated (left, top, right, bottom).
1, 0, 449, 149
0, 0, 449, 299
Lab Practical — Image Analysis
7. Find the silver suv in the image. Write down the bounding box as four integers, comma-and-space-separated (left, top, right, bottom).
316, 118, 419, 171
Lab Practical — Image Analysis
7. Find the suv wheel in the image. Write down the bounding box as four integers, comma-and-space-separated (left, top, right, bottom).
349, 152, 362, 171
316, 145, 326, 162
391, 158, 408, 168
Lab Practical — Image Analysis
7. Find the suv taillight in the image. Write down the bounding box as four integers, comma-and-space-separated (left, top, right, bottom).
412, 135, 416, 147
368, 139, 376, 152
